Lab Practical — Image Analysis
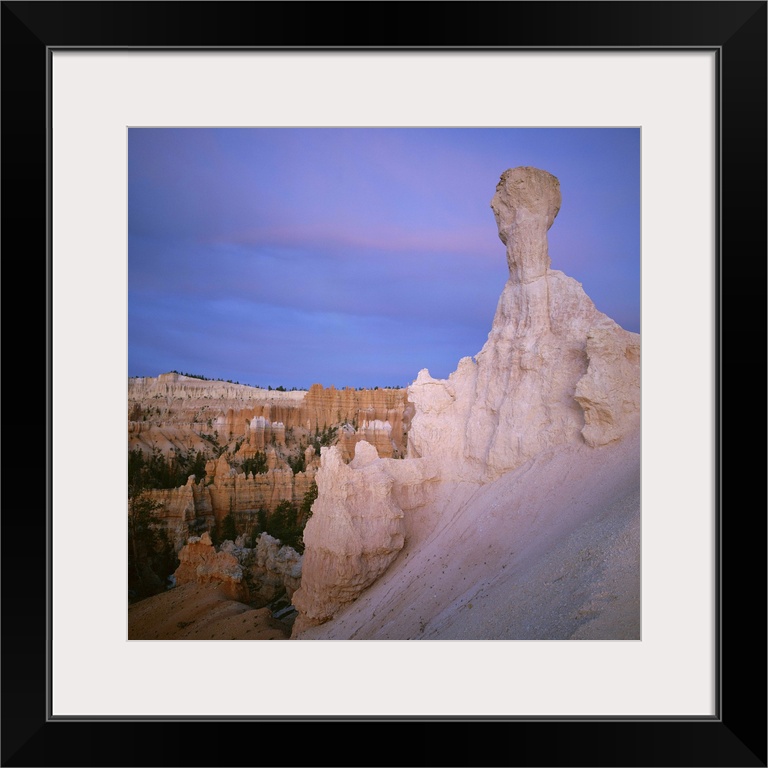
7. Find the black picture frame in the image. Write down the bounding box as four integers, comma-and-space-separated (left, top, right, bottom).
4, 2, 765, 766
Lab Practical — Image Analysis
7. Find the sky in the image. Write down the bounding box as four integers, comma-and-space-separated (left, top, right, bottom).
129, 128, 640, 389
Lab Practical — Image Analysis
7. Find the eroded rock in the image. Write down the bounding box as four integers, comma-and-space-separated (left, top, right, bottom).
407, 166, 640, 481
291, 442, 437, 633
173, 531, 302, 605
292, 167, 640, 634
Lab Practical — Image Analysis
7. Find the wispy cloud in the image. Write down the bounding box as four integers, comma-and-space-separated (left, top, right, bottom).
129, 127, 640, 387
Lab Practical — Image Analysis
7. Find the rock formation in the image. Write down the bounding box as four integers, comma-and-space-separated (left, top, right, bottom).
202, 453, 316, 524
143, 475, 214, 551
142, 455, 315, 550
129, 378, 410, 547
291, 167, 640, 635
128, 377, 409, 459
130, 380, 410, 550
174, 531, 302, 605
174, 532, 247, 601
406, 166, 640, 481
291, 442, 438, 632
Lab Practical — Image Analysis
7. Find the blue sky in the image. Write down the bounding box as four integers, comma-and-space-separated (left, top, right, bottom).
129, 128, 640, 389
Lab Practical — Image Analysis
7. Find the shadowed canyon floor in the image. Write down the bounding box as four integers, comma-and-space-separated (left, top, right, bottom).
129, 583, 290, 640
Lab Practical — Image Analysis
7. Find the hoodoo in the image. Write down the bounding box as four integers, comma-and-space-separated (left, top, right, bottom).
407, 166, 640, 481
291, 168, 640, 638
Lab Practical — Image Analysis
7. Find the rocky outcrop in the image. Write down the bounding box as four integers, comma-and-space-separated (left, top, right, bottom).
406, 166, 640, 481
174, 531, 302, 605
174, 532, 246, 601
128, 422, 213, 456
336, 419, 400, 460
227, 534, 303, 603
144, 475, 214, 551
203, 453, 317, 524
292, 167, 640, 636
574, 327, 641, 447
291, 442, 438, 633
244, 415, 285, 450
302, 384, 408, 449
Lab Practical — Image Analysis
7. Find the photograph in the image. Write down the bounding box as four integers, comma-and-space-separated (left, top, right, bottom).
127, 127, 642, 642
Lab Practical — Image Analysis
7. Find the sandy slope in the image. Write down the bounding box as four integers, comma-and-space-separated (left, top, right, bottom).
297, 426, 641, 640
128, 582, 290, 640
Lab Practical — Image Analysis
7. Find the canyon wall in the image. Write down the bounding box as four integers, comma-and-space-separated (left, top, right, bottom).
291, 167, 640, 635
129, 377, 409, 458
144, 475, 214, 552
144, 454, 318, 551
130, 379, 411, 550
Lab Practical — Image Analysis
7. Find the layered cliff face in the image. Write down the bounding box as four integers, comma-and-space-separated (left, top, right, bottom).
128, 377, 409, 459
130, 378, 410, 550
203, 451, 317, 521
144, 475, 214, 552
291, 167, 640, 636
141, 452, 316, 552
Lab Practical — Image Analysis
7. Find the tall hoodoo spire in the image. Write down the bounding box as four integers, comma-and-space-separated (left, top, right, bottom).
292, 167, 640, 635
490, 166, 561, 283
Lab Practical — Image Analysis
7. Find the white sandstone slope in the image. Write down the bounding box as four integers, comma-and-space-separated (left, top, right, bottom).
296, 431, 640, 640
291, 167, 640, 639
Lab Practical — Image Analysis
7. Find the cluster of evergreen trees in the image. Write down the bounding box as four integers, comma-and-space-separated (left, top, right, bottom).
128, 491, 178, 601
128, 447, 207, 490
127, 449, 190, 601
128, 447, 210, 599
311, 424, 337, 453
241, 452, 268, 476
